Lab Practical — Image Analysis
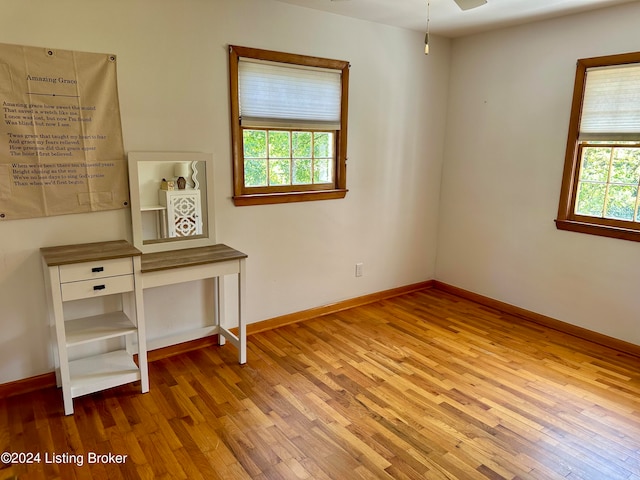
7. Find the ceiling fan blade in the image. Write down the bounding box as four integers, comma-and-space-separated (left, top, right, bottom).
453, 0, 487, 11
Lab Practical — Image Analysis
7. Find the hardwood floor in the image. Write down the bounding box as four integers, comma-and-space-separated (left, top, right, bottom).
2, 288, 640, 479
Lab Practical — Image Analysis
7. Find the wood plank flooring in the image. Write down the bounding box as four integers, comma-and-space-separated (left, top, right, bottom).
2, 288, 640, 479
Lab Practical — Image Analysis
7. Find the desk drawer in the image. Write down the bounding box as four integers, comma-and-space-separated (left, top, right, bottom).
59, 258, 133, 283
61, 275, 134, 302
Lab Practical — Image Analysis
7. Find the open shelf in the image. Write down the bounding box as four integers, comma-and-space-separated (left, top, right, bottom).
69, 350, 141, 398
65, 312, 137, 347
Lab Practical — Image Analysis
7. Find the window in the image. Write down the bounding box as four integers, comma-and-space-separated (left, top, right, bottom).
228, 46, 350, 206
556, 52, 640, 241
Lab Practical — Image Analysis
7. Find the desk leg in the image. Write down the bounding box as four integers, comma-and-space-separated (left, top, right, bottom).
45, 265, 74, 415
159, 210, 169, 238
212, 259, 246, 364
133, 258, 149, 394
238, 258, 246, 364
215, 276, 226, 346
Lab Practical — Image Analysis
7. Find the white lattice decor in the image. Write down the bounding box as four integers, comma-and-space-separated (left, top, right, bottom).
173, 195, 198, 236
159, 189, 202, 238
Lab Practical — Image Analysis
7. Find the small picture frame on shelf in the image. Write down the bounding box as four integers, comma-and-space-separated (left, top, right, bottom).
160, 179, 175, 190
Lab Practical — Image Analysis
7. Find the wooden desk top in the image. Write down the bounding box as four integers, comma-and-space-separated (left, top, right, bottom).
141, 244, 247, 273
41, 240, 141, 267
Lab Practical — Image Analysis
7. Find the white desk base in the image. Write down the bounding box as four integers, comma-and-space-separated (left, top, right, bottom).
140, 245, 247, 364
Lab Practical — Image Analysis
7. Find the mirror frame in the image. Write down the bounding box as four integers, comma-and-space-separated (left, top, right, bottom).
128, 151, 216, 253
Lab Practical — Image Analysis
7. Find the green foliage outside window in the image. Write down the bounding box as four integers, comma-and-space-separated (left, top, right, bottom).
242, 129, 334, 188
575, 146, 640, 221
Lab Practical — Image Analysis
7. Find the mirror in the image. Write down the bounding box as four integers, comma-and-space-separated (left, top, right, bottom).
128, 151, 215, 253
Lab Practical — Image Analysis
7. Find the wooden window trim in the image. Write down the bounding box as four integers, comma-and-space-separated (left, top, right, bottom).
556, 51, 640, 241
229, 45, 349, 206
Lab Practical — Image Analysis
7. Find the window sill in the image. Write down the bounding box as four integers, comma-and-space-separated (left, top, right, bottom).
555, 219, 640, 242
233, 189, 348, 206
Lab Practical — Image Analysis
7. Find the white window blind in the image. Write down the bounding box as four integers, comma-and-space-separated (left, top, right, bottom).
580, 63, 640, 141
238, 58, 342, 130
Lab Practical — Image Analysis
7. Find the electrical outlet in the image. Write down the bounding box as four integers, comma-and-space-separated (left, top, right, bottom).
355, 262, 363, 277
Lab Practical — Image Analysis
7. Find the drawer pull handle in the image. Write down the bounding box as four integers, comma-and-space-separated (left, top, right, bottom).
93, 285, 106, 291
92, 267, 104, 273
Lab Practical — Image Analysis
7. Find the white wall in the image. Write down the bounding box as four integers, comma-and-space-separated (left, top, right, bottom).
0, 0, 449, 383
437, 2, 640, 345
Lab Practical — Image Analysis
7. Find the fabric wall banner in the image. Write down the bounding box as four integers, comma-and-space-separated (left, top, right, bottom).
0, 43, 127, 220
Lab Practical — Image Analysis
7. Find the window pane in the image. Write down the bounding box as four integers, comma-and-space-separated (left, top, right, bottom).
610, 148, 640, 184
314, 158, 332, 183
576, 183, 606, 217
314, 132, 333, 158
580, 147, 611, 182
269, 159, 291, 185
293, 159, 312, 185
243, 130, 267, 158
269, 131, 290, 158
245, 159, 267, 186
241, 128, 336, 188
293, 132, 312, 158
605, 185, 638, 220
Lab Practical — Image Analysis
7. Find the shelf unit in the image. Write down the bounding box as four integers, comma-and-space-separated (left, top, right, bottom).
140, 204, 168, 240
41, 240, 148, 415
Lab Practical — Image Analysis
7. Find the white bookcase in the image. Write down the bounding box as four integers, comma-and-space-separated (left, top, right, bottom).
40, 240, 148, 415
158, 189, 202, 238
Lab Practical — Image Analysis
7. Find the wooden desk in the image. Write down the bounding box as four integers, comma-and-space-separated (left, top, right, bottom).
140, 244, 248, 364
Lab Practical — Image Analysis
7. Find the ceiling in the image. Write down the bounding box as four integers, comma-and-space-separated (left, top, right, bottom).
273, 0, 636, 37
